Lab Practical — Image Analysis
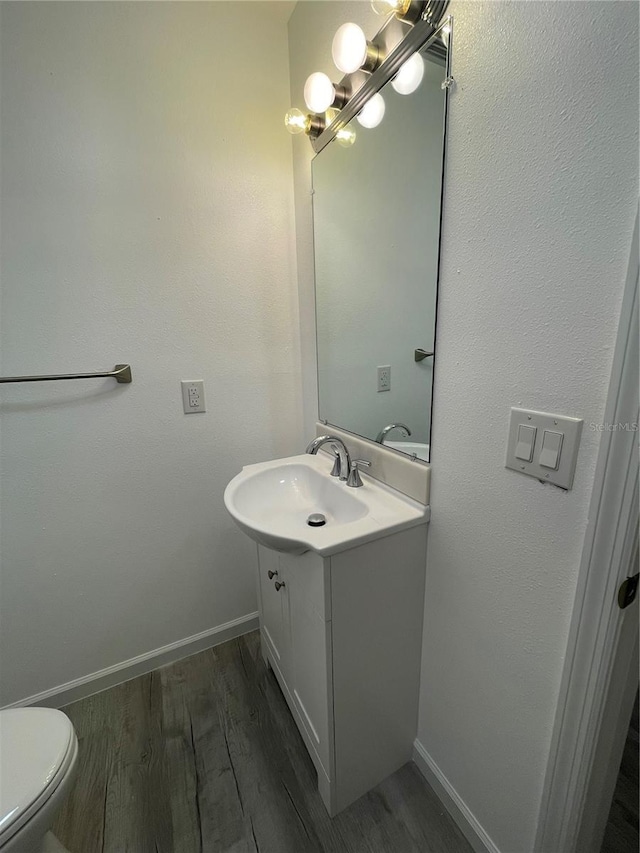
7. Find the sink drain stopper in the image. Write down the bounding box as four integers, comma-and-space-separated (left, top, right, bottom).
307, 513, 327, 527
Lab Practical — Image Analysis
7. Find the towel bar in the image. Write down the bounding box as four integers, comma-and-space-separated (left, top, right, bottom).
0, 364, 132, 384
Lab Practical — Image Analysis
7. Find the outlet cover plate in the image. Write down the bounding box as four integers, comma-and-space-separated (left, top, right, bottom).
505, 407, 583, 490
377, 365, 391, 392
181, 380, 206, 414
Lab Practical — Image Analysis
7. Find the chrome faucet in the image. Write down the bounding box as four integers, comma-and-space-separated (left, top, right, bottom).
375, 423, 412, 444
305, 435, 351, 481
346, 459, 372, 488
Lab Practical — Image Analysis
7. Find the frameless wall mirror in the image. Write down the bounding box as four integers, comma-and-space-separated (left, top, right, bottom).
312, 20, 451, 463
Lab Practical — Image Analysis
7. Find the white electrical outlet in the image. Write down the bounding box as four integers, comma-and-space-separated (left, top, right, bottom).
377, 365, 391, 392
181, 380, 206, 414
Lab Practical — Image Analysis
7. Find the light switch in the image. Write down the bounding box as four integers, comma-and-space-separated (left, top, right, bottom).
539, 430, 563, 470
505, 408, 583, 490
515, 425, 537, 461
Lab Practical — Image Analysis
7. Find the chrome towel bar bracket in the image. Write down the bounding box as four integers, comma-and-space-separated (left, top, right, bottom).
0, 364, 132, 384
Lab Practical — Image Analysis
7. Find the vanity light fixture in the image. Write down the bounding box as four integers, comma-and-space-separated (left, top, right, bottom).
304, 72, 348, 114
356, 93, 386, 128
285, 1, 450, 150
332, 23, 381, 75
391, 52, 425, 94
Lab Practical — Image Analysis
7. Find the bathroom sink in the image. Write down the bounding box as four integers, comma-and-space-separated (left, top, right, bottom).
224, 453, 428, 556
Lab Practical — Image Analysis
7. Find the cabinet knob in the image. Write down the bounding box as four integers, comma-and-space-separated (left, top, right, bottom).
274, 581, 286, 591
268, 570, 278, 579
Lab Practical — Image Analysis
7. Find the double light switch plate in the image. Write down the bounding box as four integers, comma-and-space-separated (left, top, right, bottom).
505, 408, 583, 490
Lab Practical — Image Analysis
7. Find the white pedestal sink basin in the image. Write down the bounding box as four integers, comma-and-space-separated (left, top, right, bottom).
224, 453, 428, 556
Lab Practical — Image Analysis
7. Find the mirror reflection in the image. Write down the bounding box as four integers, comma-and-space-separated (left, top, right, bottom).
312, 33, 449, 462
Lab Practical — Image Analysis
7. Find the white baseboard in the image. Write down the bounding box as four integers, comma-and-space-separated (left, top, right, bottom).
413, 738, 500, 853
3, 612, 259, 710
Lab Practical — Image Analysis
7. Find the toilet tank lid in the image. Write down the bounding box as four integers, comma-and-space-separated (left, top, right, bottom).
0, 708, 74, 836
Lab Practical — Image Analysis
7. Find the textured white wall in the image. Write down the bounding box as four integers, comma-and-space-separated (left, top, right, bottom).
0, 1, 301, 706
420, 3, 637, 851
289, 2, 638, 852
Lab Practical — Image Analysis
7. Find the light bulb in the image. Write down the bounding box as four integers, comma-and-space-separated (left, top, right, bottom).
336, 125, 357, 147
332, 23, 378, 74
284, 108, 308, 135
304, 72, 336, 114
391, 53, 424, 95
371, 0, 411, 18
356, 93, 385, 129
325, 110, 356, 147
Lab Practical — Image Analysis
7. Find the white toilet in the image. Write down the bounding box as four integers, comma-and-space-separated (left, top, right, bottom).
0, 709, 78, 853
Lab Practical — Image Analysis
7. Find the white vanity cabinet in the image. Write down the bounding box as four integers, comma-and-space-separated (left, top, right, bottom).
256, 523, 427, 816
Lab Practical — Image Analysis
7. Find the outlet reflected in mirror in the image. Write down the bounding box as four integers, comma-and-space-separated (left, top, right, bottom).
311, 27, 450, 463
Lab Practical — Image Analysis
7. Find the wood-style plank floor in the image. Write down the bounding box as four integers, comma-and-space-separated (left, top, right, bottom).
601, 690, 639, 853
53, 631, 474, 853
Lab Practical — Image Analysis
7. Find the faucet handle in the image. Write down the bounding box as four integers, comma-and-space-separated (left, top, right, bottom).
346, 459, 371, 488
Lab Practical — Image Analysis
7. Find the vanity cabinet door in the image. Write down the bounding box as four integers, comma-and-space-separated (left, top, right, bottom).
257, 546, 290, 678
284, 552, 333, 774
